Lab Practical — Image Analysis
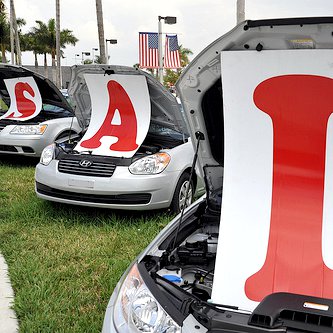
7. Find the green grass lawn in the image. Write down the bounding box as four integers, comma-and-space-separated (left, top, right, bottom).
0, 156, 170, 332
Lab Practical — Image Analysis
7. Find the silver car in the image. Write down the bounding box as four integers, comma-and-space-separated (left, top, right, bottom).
0, 65, 81, 156
35, 65, 204, 213
101, 17, 333, 333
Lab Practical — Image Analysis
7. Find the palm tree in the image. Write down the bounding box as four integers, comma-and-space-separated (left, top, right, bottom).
179, 45, 193, 68
163, 45, 193, 87
10, 0, 21, 65
0, 16, 25, 63
95, 0, 106, 63
0, 11, 8, 62
21, 31, 45, 68
29, 20, 50, 76
55, 0, 61, 87
29, 19, 78, 78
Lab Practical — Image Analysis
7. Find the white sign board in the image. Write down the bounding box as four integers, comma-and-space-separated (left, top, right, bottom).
212, 50, 333, 312
0, 76, 42, 121
75, 74, 151, 157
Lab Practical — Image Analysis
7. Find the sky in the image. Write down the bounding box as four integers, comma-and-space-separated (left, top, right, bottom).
9, 0, 333, 67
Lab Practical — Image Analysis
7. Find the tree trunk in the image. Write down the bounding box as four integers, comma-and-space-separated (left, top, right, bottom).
9, 0, 14, 64
1, 44, 6, 63
51, 49, 56, 84
55, 0, 61, 88
11, 0, 21, 65
44, 53, 48, 78
34, 52, 38, 68
95, 0, 106, 63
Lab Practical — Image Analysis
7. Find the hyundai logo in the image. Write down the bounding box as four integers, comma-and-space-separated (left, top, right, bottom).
79, 160, 93, 168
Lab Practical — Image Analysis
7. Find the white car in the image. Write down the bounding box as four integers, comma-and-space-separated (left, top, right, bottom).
101, 17, 333, 333
0, 65, 81, 156
35, 65, 204, 213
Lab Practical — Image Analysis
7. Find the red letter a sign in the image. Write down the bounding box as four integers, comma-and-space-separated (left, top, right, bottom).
80, 80, 138, 152
75, 74, 151, 157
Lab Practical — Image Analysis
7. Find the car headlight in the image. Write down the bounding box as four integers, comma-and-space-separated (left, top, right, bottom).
40, 144, 55, 166
10, 124, 47, 135
113, 264, 181, 333
129, 153, 171, 175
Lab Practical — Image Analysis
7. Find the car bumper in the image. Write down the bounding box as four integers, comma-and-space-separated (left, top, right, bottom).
35, 160, 179, 210
0, 118, 79, 157
0, 130, 47, 156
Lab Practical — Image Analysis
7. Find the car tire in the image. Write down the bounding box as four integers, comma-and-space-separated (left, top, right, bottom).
170, 172, 194, 214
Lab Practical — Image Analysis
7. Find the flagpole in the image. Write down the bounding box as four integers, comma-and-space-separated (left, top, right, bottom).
158, 16, 163, 84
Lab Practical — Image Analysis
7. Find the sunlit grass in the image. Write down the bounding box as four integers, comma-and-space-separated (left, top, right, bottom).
0, 156, 170, 332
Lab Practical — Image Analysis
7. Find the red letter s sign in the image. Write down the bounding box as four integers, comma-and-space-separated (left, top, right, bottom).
0, 76, 42, 121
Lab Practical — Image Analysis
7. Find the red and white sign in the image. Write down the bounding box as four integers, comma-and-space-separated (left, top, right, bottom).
0, 76, 42, 121
212, 50, 333, 311
75, 74, 151, 157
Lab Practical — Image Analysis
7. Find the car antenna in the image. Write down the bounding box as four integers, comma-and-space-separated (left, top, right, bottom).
171, 131, 204, 252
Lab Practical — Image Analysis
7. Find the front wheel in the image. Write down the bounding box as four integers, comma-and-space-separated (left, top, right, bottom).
170, 172, 194, 214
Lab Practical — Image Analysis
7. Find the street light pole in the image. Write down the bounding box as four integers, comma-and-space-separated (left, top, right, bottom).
158, 16, 163, 84
157, 16, 177, 84
92, 48, 98, 64
75, 54, 80, 64
82, 52, 90, 64
105, 39, 117, 65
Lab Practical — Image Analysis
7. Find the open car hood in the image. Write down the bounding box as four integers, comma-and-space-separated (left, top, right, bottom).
68, 65, 188, 134
0, 64, 73, 115
176, 16, 333, 211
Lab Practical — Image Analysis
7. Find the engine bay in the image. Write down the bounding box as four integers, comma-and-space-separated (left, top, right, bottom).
142, 209, 220, 302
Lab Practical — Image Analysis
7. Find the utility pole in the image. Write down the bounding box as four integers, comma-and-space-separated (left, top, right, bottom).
56, 0, 61, 88
95, 0, 106, 63
237, 0, 245, 24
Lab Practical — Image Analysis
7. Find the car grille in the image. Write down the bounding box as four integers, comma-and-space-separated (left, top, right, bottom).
58, 159, 116, 177
0, 145, 18, 152
36, 182, 152, 205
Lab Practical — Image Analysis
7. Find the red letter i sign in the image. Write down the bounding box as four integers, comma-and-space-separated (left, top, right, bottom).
212, 50, 333, 312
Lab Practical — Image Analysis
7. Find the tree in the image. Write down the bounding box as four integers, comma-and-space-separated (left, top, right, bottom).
21, 31, 45, 68
0, 1, 25, 64
95, 0, 106, 63
29, 19, 78, 77
163, 45, 193, 88
10, 0, 21, 65
55, 0, 61, 87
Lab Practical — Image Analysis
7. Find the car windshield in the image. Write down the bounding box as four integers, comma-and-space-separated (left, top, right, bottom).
148, 122, 187, 141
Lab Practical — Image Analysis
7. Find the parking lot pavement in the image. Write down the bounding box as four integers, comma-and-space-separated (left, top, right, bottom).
0, 254, 18, 333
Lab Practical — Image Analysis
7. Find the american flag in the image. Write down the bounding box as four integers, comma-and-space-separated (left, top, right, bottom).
139, 32, 159, 68
164, 34, 181, 69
